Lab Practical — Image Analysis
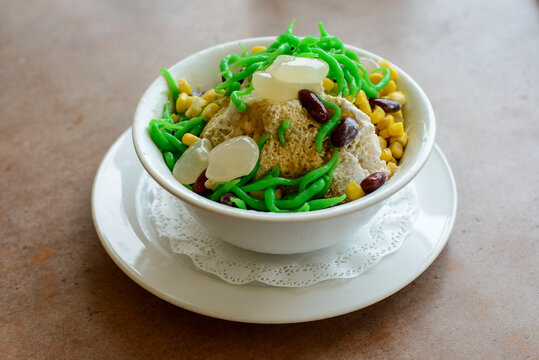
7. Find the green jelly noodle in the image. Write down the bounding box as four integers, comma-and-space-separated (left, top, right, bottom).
148, 21, 393, 212
278, 120, 290, 147
216, 20, 391, 111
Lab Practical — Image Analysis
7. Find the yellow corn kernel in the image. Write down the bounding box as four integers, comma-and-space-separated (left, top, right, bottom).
378, 136, 387, 149
386, 91, 406, 106
201, 89, 222, 103
379, 80, 397, 96
177, 78, 192, 95
249, 190, 265, 200
378, 59, 399, 81
392, 109, 403, 121
176, 93, 194, 113
377, 115, 394, 130
182, 133, 200, 146
380, 148, 392, 162
322, 78, 335, 92
390, 141, 404, 159
323, 78, 335, 92
390, 132, 408, 147
390, 156, 397, 164
346, 181, 365, 201
387, 162, 398, 178
251, 189, 282, 200
345, 94, 355, 102
185, 96, 207, 118
379, 128, 390, 139
388, 122, 404, 137
369, 72, 384, 85
251, 45, 267, 53
201, 102, 220, 119
369, 106, 385, 124
354, 90, 372, 115
170, 113, 179, 123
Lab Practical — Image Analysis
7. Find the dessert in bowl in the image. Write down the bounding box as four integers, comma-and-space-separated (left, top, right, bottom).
132, 22, 435, 254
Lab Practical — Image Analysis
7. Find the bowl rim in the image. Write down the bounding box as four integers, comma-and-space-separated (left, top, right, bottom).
133, 36, 436, 223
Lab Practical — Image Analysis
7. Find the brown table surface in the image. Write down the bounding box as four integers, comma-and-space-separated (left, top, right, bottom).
2, 0, 538, 359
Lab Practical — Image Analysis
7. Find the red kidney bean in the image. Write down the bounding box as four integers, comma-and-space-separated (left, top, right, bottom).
360, 172, 387, 193
298, 89, 329, 123
219, 193, 237, 207
369, 98, 401, 113
193, 171, 209, 195
331, 117, 359, 147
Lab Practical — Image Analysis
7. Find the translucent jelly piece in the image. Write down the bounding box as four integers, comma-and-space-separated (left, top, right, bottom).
172, 138, 212, 184
268, 55, 329, 83
206, 136, 259, 182
252, 71, 300, 101
252, 71, 324, 102
359, 57, 380, 74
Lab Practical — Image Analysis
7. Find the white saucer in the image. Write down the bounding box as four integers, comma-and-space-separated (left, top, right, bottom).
92, 129, 457, 324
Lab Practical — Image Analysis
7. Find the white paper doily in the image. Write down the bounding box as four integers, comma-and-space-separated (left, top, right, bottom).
149, 184, 418, 287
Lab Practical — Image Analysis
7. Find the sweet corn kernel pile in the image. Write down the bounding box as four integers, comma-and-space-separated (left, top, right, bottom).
344, 59, 408, 201
175, 78, 224, 123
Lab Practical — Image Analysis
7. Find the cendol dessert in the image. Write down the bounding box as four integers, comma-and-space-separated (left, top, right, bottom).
148, 21, 408, 213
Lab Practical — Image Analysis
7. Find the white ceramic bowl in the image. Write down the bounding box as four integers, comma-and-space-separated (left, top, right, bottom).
133, 37, 435, 254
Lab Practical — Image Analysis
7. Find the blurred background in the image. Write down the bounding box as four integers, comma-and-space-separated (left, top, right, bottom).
1, 0, 537, 359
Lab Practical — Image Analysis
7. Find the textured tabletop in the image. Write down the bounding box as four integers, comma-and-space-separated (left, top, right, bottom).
1, 0, 538, 359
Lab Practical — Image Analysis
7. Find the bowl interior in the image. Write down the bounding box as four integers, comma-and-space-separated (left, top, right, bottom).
132, 37, 435, 221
